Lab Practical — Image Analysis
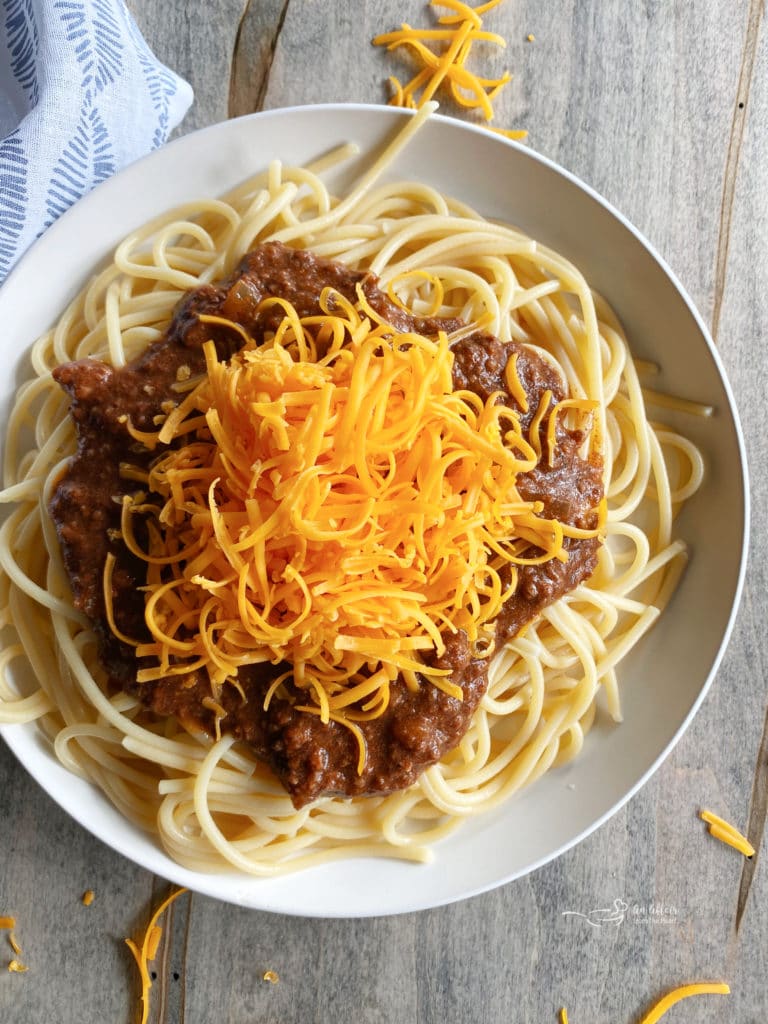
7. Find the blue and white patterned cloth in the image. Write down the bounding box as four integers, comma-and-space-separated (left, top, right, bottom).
0, 0, 193, 283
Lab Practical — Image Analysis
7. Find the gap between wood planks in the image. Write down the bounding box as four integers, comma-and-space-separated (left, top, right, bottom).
710, 0, 764, 344
143, 884, 192, 1024
724, 0, 767, 936
228, 0, 292, 119
735, 596, 768, 933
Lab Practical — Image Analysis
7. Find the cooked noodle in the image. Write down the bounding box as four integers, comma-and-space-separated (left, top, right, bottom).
0, 108, 703, 874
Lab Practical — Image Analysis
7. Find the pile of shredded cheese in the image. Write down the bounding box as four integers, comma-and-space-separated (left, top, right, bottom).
112, 289, 584, 768
373, 0, 527, 139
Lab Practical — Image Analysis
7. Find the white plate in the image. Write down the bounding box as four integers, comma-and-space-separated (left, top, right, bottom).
0, 104, 749, 917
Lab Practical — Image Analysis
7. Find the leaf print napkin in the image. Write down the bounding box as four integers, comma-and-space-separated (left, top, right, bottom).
0, 0, 193, 284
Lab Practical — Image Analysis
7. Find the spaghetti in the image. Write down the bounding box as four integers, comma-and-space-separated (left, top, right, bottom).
0, 107, 703, 874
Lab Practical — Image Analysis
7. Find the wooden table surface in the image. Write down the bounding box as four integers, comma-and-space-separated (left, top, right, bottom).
1, 2, 766, 1022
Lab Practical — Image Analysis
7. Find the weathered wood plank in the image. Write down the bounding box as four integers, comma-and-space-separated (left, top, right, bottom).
0, 741, 153, 1022
705, 3, 768, 1019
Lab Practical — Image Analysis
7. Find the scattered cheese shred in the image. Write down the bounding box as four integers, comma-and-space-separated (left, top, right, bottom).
82, 889, 95, 907
145, 925, 163, 961
263, 970, 280, 984
559, 983, 730, 1024
636, 982, 730, 1024
125, 888, 187, 1024
373, 0, 527, 138
2, 919, 24, 966
115, 293, 591, 773
7, 959, 28, 974
700, 809, 755, 857
486, 126, 529, 141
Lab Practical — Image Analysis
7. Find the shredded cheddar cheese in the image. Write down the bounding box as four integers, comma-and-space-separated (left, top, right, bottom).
82, 889, 96, 907
2, 919, 25, 970
373, 0, 527, 139
263, 969, 280, 984
504, 351, 529, 414
636, 982, 730, 1024
145, 925, 163, 961
125, 888, 187, 1024
558, 983, 730, 1024
112, 290, 594, 773
700, 809, 755, 857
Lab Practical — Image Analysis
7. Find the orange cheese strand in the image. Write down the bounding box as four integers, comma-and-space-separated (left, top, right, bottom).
119, 293, 579, 767
125, 888, 188, 1024
410, 19, 474, 107
637, 982, 730, 1024
487, 126, 529, 141
558, 983, 730, 1024
0, 917, 15, 930
699, 808, 755, 857
374, 25, 505, 46
504, 351, 529, 413
434, 0, 506, 25
104, 552, 141, 646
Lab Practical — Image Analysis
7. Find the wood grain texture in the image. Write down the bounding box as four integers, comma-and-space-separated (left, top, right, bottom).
1, 2, 766, 1022
228, 0, 292, 118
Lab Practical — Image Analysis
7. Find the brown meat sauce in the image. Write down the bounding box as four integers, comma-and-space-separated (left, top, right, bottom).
50, 242, 603, 807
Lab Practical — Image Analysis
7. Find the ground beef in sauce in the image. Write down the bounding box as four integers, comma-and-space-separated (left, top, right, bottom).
50, 241, 603, 808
